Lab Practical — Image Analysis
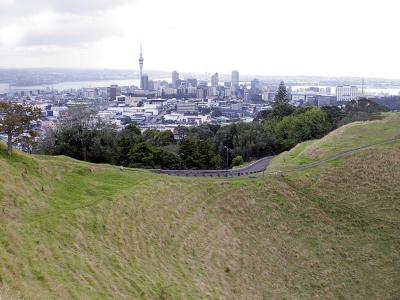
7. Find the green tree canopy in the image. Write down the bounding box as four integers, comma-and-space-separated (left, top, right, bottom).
274, 81, 288, 104
0, 102, 41, 156
274, 108, 331, 151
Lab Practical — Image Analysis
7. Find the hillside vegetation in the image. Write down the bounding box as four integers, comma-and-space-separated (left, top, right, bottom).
0, 113, 399, 299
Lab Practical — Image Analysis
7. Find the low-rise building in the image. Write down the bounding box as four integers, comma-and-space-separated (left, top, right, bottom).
177, 100, 197, 114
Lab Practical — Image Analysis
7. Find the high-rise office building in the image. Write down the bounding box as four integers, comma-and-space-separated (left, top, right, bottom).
141, 74, 149, 91
211, 72, 219, 87
251, 78, 260, 92
231, 70, 239, 87
138, 44, 144, 89
186, 78, 198, 88
196, 85, 208, 99
172, 71, 179, 87
148, 80, 154, 91
109, 85, 121, 101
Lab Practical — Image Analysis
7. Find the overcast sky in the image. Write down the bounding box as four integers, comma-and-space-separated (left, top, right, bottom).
0, 0, 399, 78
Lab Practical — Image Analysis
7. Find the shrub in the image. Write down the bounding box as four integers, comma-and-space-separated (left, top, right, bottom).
232, 155, 244, 167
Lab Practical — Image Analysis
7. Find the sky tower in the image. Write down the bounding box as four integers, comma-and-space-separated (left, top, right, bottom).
138, 43, 144, 89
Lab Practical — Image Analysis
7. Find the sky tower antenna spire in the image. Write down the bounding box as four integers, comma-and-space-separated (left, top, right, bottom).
138, 42, 144, 89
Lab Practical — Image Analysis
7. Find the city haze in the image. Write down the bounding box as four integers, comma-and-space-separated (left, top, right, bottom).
0, 0, 400, 79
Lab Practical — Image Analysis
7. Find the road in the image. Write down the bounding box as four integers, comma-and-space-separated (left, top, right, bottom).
151, 156, 275, 178
146, 135, 400, 179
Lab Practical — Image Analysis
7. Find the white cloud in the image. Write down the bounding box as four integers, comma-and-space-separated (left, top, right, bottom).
0, 25, 23, 46
0, 0, 399, 78
18, 13, 119, 47
0, 0, 137, 16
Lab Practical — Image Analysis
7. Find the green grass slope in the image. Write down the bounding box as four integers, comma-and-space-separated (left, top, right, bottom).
0, 113, 399, 299
268, 112, 400, 172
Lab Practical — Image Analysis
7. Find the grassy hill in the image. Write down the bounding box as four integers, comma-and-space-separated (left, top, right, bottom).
0, 113, 399, 299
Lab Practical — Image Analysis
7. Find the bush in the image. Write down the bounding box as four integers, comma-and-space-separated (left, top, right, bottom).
232, 155, 244, 167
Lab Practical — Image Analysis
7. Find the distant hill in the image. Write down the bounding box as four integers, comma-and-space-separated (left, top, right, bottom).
0, 113, 399, 299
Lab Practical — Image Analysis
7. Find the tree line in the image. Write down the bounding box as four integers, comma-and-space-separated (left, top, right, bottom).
1, 82, 389, 168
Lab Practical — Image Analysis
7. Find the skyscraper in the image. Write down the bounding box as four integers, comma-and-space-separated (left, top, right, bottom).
251, 78, 260, 92
138, 44, 144, 89
141, 74, 149, 91
231, 70, 239, 87
109, 85, 121, 101
172, 71, 179, 87
186, 78, 198, 88
211, 72, 219, 87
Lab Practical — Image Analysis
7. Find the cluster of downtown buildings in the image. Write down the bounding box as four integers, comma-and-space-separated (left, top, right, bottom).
0, 49, 371, 138
0, 73, 364, 137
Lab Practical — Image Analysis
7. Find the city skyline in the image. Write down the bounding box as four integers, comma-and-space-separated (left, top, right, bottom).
0, 0, 400, 79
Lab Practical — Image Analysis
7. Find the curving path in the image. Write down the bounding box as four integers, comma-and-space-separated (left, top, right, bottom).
149, 136, 400, 178
151, 156, 275, 178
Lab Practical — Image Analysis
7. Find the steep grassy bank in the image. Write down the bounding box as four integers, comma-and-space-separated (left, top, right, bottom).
0, 113, 399, 299
268, 112, 400, 171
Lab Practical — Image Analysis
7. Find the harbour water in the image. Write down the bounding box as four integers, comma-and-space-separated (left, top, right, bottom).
1, 79, 141, 93
1, 81, 400, 96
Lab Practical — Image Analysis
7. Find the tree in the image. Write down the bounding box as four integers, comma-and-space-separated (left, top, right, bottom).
38, 107, 121, 164
19, 130, 39, 154
36, 128, 57, 155
214, 122, 275, 162
156, 130, 175, 146
178, 138, 198, 169
58, 106, 99, 161
175, 126, 189, 143
161, 151, 185, 170
0, 102, 41, 156
88, 126, 119, 164
144, 129, 175, 147
268, 81, 296, 120
274, 81, 288, 104
274, 108, 331, 151
321, 106, 345, 130
127, 142, 157, 168
372, 96, 400, 111
116, 124, 143, 166
210, 155, 224, 169
255, 81, 295, 122
188, 124, 219, 141
339, 98, 389, 126
178, 138, 215, 169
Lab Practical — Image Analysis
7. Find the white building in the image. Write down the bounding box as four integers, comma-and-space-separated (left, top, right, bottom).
163, 113, 210, 125
125, 96, 146, 106
177, 100, 197, 113
336, 85, 358, 102
83, 89, 95, 99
